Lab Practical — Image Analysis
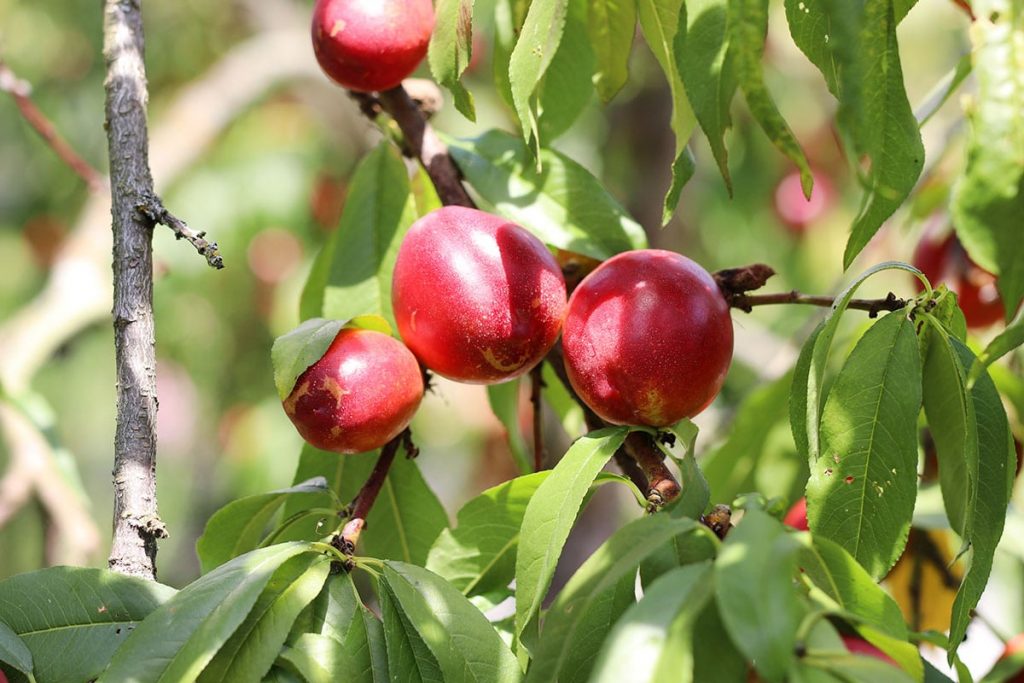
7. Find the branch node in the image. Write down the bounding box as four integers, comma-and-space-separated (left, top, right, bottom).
700, 504, 733, 540
137, 193, 224, 269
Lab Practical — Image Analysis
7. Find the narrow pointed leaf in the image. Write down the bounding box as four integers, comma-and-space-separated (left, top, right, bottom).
536, 0, 596, 142
99, 543, 316, 683
199, 555, 331, 682
808, 312, 922, 579
300, 142, 418, 328
514, 427, 628, 644
0, 621, 31, 676
448, 130, 647, 259
197, 477, 332, 573
271, 319, 344, 400
951, 0, 1024, 317
487, 380, 532, 475
379, 586, 443, 683
525, 516, 706, 682
0, 567, 174, 683
588, 562, 714, 683
715, 508, 805, 682
509, 0, 570, 148
729, 0, 812, 196
677, 0, 737, 194
383, 562, 521, 683
587, 0, 637, 101
638, 0, 698, 222
428, 0, 476, 119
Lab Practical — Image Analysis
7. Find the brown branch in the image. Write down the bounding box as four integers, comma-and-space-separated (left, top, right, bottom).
730, 290, 908, 317
530, 365, 544, 472
952, 0, 976, 20
0, 58, 106, 193
138, 193, 224, 269
103, 0, 166, 580
625, 432, 681, 511
365, 83, 475, 208
338, 429, 412, 552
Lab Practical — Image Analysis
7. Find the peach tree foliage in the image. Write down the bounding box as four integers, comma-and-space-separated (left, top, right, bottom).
3, 0, 1024, 681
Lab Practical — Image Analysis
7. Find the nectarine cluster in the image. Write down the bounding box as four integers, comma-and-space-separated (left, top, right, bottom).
282, 205, 735, 453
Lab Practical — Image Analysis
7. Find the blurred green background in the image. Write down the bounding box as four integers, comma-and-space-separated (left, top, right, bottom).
1, 0, 1020, 676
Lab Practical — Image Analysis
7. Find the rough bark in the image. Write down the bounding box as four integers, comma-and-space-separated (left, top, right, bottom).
103, 0, 166, 580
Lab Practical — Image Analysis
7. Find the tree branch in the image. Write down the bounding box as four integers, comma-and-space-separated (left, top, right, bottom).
337, 429, 414, 552
103, 0, 166, 580
360, 82, 476, 208
0, 58, 105, 193
530, 365, 544, 472
138, 193, 224, 269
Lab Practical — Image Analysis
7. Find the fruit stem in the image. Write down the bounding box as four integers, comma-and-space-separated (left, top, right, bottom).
530, 365, 544, 471
625, 432, 681, 510
339, 429, 410, 551
363, 84, 476, 209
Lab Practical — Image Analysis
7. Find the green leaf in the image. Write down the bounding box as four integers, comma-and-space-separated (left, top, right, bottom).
704, 373, 793, 502
199, 555, 331, 682
638, 0, 698, 222
536, 0, 596, 142
99, 543, 317, 683
791, 261, 921, 465
948, 340, 1014, 660
692, 599, 749, 682
509, 0, 570, 149
0, 567, 174, 683
299, 142, 418, 329
729, 0, 812, 197
282, 445, 448, 565
0, 619, 32, 677
589, 563, 714, 683
951, 0, 1024, 317
514, 427, 628, 645
783, 0, 858, 100
379, 584, 444, 683
969, 308, 1024, 383
428, 0, 476, 119
271, 319, 344, 400
289, 572, 364, 645
921, 327, 978, 536
196, 477, 333, 573
447, 130, 647, 259
842, 0, 924, 268
808, 312, 922, 579
677, 0, 737, 194
426, 471, 549, 596
715, 508, 804, 682
587, 0, 637, 101
487, 380, 532, 475
525, 516, 706, 682
382, 562, 521, 683
278, 629, 380, 683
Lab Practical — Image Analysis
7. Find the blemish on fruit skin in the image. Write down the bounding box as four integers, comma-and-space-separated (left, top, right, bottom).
330, 19, 347, 37
283, 380, 312, 415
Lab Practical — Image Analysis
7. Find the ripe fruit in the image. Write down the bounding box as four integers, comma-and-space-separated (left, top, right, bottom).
392, 206, 567, 384
774, 170, 832, 234
283, 328, 423, 453
841, 636, 898, 666
311, 0, 434, 93
562, 250, 733, 427
783, 498, 809, 531
912, 224, 1003, 329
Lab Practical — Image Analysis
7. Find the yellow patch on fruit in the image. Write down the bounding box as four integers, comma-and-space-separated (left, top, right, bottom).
321, 376, 346, 406
481, 347, 524, 372
282, 380, 311, 415
330, 19, 347, 37
637, 388, 666, 425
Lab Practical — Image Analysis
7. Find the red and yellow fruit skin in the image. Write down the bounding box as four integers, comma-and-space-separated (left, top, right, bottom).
912, 225, 1004, 329
392, 206, 567, 385
562, 249, 734, 427
783, 497, 809, 531
311, 0, 434, 93
283, 328, 423, 454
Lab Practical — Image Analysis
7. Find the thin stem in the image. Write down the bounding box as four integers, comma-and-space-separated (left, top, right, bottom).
530, 365, 544, 472
624, 432, 681, 511
339, 429, 410, 551
729, 290, 908, 317
0, 58, 105, 193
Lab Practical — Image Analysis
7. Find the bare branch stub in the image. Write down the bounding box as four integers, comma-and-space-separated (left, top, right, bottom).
138, 193, 224, 269
1, 58, 106, 193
